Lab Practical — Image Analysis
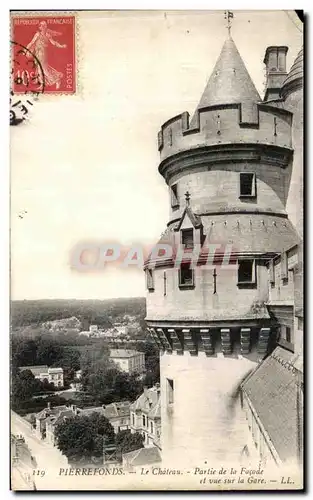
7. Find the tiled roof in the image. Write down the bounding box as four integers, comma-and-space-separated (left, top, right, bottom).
123, 446, 161, 466
78, 407, 105, 417
110, 349, 143, 359
53, 409, 76, 426
78, 402, 131, 419
35, 405, 68, 420
104, 402, 131, 418
19, 365, 49, 376
190, 37, 260, 127
130, 386, 161, 417
242, 346, 301, 462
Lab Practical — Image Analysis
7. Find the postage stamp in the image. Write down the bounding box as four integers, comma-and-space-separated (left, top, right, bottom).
11, 14, 76, 95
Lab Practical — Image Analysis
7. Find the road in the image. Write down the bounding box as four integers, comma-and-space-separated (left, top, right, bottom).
11, 411, 68, 490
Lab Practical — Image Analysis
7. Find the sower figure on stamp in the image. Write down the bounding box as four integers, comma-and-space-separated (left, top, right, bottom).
26, 20, 67, 89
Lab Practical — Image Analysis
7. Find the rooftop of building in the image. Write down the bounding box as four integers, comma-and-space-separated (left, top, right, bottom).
281, 46, 303, 95
131, 385, 161, 418
36, 405, 68, 421
19, 365, 49, 376
242, 346, 301, 463
123, 446, 161, 467
190, 36, 261, 127
110, 349, 143, 359
78, 401, 131, 419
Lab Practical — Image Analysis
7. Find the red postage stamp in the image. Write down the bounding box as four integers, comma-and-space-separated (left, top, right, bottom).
11, 14, 76, 95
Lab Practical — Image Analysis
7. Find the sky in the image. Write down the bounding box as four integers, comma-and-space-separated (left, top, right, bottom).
10, 10, 303, 300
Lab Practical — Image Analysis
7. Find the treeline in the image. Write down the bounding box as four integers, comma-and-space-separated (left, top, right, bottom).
11, 335, 81, 372
11, 333, 160, 415
11, 298, 146, 329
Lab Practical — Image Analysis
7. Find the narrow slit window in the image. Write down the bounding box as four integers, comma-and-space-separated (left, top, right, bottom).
167, 378, 174, 405
181, 228, 194, 249
240, 173, 256, 197
170, 184, 179, 209
237, 259, 256, 285
269, 259, 275, 285
286, 327, 291, 343
179, 262, 194, 288
281, 251, 288, 281
146, 268, 154, 291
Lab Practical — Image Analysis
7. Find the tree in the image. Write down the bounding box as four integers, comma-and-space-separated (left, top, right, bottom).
115, 429, 144, 460
11, 369, 42, 409
55, 414, 114, 465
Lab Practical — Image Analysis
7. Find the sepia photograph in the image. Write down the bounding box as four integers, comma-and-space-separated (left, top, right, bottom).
9, 8, 304, 491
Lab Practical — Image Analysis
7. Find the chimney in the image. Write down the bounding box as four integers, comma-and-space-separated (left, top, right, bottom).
143, 386, 148, 398
155, 382, 160, 397
263, 46, 288, 101
47, 402, 51, 410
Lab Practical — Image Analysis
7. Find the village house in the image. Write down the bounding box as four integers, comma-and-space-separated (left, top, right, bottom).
19, 365, 64, 387
34, 401, 131, 446
109, 349, 145, 375
130, 384, 161, 449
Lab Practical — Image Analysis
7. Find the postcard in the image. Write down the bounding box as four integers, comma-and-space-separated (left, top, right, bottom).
10, 9, 304, 491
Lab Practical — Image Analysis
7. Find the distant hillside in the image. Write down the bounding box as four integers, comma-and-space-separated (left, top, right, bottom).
10, 298, 146, 329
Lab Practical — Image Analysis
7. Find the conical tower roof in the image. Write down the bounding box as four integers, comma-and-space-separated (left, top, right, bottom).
281, 46, 303, 97
191, 37, 260, 126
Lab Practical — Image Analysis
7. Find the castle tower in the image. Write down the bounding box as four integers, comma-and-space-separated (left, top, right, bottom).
145, 35, 299, 467
281, 47, 303, 240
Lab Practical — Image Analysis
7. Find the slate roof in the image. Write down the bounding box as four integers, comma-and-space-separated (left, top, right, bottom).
130, 386, 161, 419
78, 402, 131, 419
281, 47, 303, 96
123, 446, 161, 467
242, 346, 301, 462
190, 36, 260, 127
145, 214, 299, 269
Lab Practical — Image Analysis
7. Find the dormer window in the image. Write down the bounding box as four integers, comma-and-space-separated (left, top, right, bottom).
181, 228, 194, 249
179, 262, 194, 289
170, 184, 179, 209
146, 269, 154, 292
239, 173, 256, 198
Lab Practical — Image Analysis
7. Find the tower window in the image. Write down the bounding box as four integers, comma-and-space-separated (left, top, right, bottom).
146, 269, 154, 291
170, 184, 179, 209
167, 378, 174, 405
181, 228, 194, 249
239, 173, 256, 198
269, 259, 275, 286
281, 251, 288, 282
179, 262, 194, 289
237, 259, 256, 285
